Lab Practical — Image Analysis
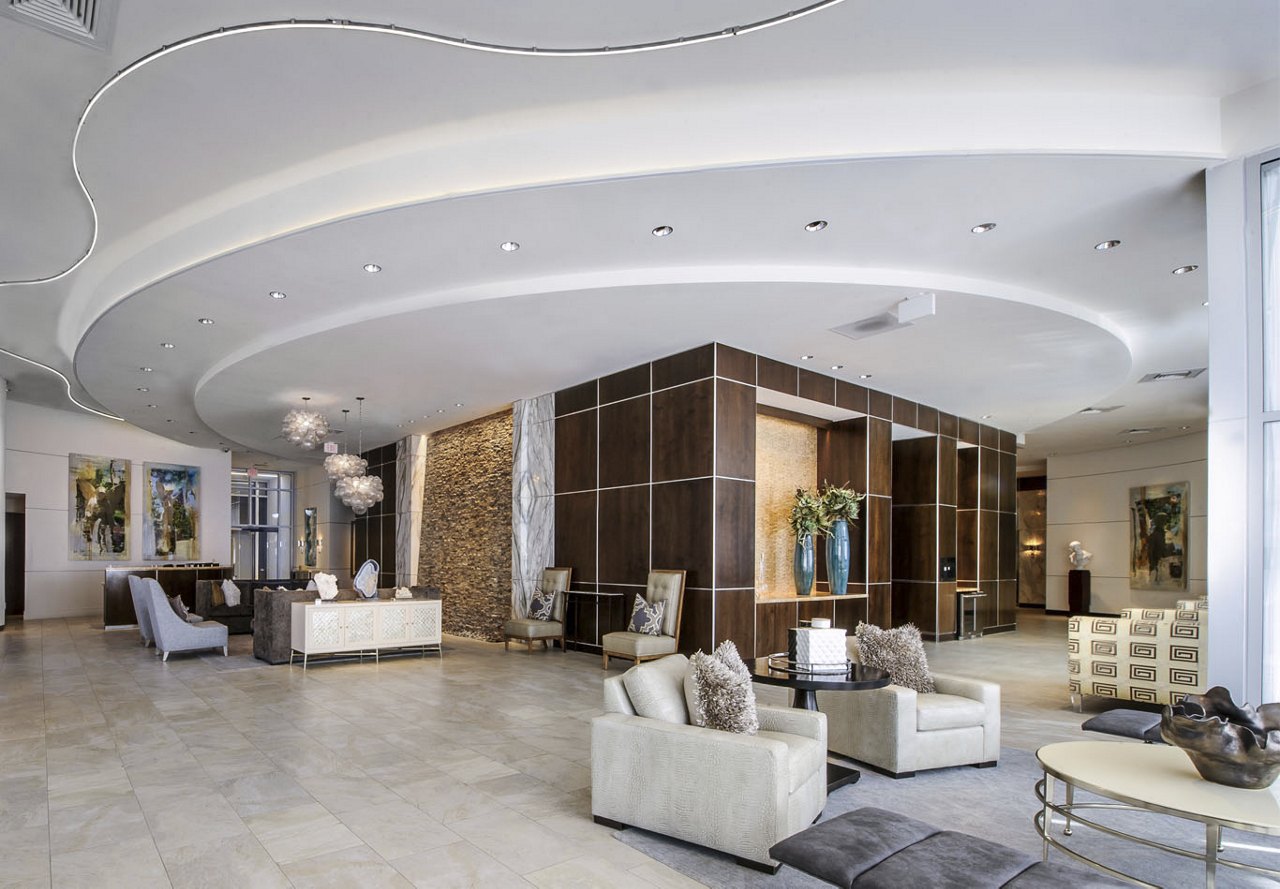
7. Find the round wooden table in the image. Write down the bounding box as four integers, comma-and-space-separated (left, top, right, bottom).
751, 656, 890, 790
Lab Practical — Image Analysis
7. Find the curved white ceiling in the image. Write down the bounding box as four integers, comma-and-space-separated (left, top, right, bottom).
1, 1, 1274, 465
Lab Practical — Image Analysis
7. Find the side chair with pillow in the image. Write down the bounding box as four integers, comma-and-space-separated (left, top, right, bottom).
601, 569, 686, 669
503, 567, 572, 652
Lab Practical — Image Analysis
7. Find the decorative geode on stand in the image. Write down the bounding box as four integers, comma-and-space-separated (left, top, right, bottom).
1161, 686, 1280, 789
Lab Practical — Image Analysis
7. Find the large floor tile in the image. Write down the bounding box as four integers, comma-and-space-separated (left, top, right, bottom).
390, 841, 532, 889
282, 844, 413, 889
50, 834, 169, 889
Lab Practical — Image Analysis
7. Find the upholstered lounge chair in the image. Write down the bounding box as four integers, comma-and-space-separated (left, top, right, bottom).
146, 580, 228, 660
127, 575, 155, 647
503, 567, 571, 652
601, 569, 685, 669
592, 654, 827, 871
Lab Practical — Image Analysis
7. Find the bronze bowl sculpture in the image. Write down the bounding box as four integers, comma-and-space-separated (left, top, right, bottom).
1160, 686, 1280, 790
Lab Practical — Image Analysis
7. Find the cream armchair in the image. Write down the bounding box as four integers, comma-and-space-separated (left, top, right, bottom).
756, 638, 1000, 779
592, 655, 827, 872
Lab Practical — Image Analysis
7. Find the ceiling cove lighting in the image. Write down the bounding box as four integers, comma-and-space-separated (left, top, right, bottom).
362, 263, 382, 273
1172, 265, 1199, 275
269, 290, 287, 299
805, 220, 828, 232
282, 396, 330, 450
651, 225, 674, 237
970, 223, 997, 234
500, 241, 520, 252
1094, 240, 1121, 250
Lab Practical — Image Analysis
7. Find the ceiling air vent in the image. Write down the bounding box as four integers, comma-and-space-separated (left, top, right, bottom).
1138, 368, 1206, 383
2, 0, 117, 50
831, 293, 936, 343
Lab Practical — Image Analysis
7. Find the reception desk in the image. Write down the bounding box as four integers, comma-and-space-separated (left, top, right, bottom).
103, 564, 232, 628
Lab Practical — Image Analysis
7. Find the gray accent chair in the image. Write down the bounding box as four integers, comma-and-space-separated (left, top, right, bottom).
127, 575, 155, 647
503, 567, 571, 652
592, 654, 827, 872
601, 569, 686, 669
146, 579, 228, 660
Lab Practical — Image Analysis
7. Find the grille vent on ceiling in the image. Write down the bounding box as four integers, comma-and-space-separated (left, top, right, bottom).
2, 0, 116, 49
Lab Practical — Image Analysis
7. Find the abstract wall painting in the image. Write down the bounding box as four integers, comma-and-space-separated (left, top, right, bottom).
144, 463, 201, 561
1130, 481, 1188, 591
69, 454, 129, 560
303, 507, 318, 567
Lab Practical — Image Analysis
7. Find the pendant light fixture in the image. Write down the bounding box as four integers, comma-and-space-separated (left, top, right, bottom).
335, 397, 384, 515
282, 396, 330, 449
324, 408, 367, 480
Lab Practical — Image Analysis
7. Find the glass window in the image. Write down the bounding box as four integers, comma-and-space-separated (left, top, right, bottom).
230, 469, 294, 579
1267, 422, 1280, 696
1263, 159, 1280, 411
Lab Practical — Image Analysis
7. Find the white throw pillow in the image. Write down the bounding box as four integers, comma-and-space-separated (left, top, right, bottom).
622, 655, 690, 725
220, 579, 241, 608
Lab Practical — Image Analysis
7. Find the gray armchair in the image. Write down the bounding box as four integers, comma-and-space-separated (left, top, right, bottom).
146, 579, 228, 660
503, 567, 571, 652
127, 575, 154, 647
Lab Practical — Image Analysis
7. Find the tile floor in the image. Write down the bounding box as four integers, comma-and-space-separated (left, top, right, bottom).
0, 610, 1084, 888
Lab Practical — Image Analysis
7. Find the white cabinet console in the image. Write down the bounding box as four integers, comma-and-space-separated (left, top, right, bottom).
290, 599, 442, 667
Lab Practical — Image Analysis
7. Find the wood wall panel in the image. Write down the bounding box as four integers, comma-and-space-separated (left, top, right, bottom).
798, 599, 835, 628
995, 579, 1018, 628
958, 418, 980, 445
916, 405, 939, 433
957, 446, 979, 509
598, 396, 649, 488
892, 397, 918, 427
554, 491, 597, 584
892, 436, 937, 506
867, 418, 893, 496
652, 380, 714, 482
716, 343, 757, 385
868, 390, 893, 419
652, 344, 714, 390
651, 478, 714, 590
757, 357, 798, 394
891, 504, 937, 582
978, 447, 1000, 511
599, 363, 651, 404
893, 580, 936, 635
716, 588, 756, 659
867, 583, 892, 628
755, 601, 796, 657
555, 381, 598, 416
998, 451, 1017, 513
866, 495, 891, 583
836, 381, 869, 414
716, 380, 756, 480
597, 486, 650, 585
680, 588, 714, 655
938, 505, 956, 577
937, 581, 957, 640
833, 595, 868, 631
979, 510, 999, 582
938, 436, 957, 506
957, 510, 978, 581
555, 410, 597, 493
798, 369, 835, 405
979, 424, 1000, 449
715, 479, 755, 589
998, 430, 1017, 454
938, 413, 958, 438
998, 510, 1018, 580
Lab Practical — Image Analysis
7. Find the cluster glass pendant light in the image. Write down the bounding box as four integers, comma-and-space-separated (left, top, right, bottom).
282, 396, 330, 449
324, 409, 367, 480
336, 397, 383, 515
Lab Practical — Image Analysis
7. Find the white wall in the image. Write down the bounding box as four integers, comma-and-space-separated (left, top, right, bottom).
3, 401, 232, 620
295, 463, 353, 583
1045, 433, 1207, 614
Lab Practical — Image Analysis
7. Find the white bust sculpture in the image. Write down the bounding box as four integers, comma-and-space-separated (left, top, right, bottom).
1067, 540, 1092, 570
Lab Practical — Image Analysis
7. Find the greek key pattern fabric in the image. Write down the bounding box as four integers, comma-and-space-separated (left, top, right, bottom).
1067, 598, 1206, 706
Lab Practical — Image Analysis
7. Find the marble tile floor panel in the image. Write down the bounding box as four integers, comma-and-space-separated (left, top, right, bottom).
0, 610, 1087, 888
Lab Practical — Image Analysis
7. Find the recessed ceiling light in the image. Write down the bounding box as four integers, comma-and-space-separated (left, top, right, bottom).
146, 404, 157, 408
165, 419, 173, 423
139, 367, 152, 372
136, 387, 149, 392
197, 318, 214, 325
970, 223, 997, 234
500, 241, 520, 252
1079, 407, 1103, 415
1094, 240, 1121, 251
1181, 425, 1191, 431
454, 402, 464, 407
804, 220, 828, 232
800, 355, 814, 360
269, 290, 287, 300
161, 342, 175, 349
437, 408, 446, 413
188, 431, 197, 435
363, 263, 382, 273
859, 374, 872, 380
651, 225, 674, 237
1172, 265, 1199, 275
831, 364, 844, 370
981, 414, 993, 419
1202, 300, 1210, 307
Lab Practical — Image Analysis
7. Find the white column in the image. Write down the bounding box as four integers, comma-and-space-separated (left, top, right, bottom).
394, 435, 428, 587
512, 394, 555, 618
0, 379, 7, 627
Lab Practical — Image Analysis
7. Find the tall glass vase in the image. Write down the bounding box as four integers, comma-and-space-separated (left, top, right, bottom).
826, 519, 850, 595
793, 534, 815, 596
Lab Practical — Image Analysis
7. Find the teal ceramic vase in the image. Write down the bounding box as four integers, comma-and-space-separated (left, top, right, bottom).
826, 519, 850, 595
793, 535, 815, 596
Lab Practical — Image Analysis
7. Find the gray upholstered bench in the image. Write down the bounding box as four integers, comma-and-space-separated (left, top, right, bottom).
1080, 708, 1164, 743
769, 807, 1128, 887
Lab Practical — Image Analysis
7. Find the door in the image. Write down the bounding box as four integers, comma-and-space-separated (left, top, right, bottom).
5, 511, 24, 617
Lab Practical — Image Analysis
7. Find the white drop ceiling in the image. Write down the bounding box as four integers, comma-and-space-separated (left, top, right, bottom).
1, 0, 1277, 468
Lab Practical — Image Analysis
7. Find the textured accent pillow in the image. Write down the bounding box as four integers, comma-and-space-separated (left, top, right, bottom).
854, 622, 935, 693
622, 655, 691, 724
221, 579, 241, 608
529, 591, 556, 621
628, 595, 666, 636
685, 640, 759, 734
168, 595, 190, 622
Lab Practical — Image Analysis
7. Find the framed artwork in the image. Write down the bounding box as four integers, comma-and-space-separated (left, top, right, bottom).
1130, 482, 1188, 591
303, 507, 318, 567
69, 454, 129, 560
144, 463, 201, 561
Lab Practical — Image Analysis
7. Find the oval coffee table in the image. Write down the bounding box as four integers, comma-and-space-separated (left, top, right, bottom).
752, 656, 890, 790
1036, 740, 1280, 887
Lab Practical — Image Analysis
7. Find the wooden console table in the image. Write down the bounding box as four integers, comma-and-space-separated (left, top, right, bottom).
290, 599, 442, 668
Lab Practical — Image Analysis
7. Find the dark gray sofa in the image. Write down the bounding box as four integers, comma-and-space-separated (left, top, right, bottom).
194, 579, 310, 635
252, 585, 442, 664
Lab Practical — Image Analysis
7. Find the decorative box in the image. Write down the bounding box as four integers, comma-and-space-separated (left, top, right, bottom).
787, 627, 847, 666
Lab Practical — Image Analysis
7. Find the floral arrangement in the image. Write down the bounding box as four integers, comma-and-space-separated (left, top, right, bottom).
820, 482, 865, 525
788, 488, 824, 539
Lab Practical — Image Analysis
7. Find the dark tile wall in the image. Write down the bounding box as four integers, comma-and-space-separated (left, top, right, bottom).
350, 442, 398, 588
